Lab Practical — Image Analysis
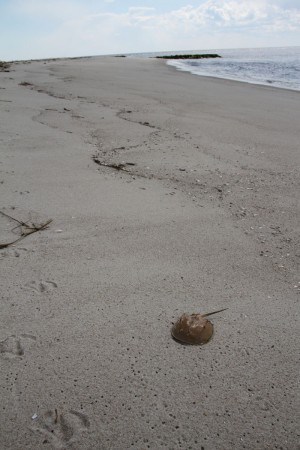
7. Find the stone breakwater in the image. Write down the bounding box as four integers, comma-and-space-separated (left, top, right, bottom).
155, 53, 221, 59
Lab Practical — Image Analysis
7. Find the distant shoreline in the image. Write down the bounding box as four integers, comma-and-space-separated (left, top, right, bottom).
3, 46, 300, 92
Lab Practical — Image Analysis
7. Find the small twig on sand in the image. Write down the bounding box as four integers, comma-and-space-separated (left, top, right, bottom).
0, 211, 52, 249
1, 211, 28, 227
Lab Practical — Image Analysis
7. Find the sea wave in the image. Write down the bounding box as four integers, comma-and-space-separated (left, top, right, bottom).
164, 47, 300, 91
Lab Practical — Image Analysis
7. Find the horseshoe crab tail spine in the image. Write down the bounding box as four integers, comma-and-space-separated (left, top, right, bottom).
202, 308, 228, 318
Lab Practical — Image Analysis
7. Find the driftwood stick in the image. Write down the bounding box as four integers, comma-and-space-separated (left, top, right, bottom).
0, 235, 29, 249
0, 210, 27, 226
0, 211, 52, 248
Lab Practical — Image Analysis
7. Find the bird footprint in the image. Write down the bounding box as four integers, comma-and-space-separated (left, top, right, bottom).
24, 280, 58, 293
0, 335, 24, 358
0, 334, 36, 359
33, 409, 90, 449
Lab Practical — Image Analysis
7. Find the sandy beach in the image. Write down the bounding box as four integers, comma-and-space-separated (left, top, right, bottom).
0, 56, 299, 450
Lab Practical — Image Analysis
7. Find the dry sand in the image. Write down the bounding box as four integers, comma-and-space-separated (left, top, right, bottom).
0, 56, 299, 450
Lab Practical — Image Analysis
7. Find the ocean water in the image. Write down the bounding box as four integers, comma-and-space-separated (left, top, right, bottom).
130, 47, 300, 91
165, 47, 300, 91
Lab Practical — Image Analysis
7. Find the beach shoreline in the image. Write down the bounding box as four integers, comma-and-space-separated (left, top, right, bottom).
167, 59, 300, 93
1, 56, 299, 450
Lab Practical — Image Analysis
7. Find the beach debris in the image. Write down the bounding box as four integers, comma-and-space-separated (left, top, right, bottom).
19, 81, 33, 86
92, 157, 136, 172
0, 211, 52, 249
171, 308, 228, 345
92, 157, 126, 171
138, 121, 156, 128
32, 413, 38, 420
0, 60, 11, 72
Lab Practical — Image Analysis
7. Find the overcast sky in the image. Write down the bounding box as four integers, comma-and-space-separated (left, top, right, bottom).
1, 0, 300, 60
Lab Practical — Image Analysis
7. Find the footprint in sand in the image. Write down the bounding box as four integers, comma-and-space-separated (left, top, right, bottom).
0, 335, 24, 358
33, 409, 90, 449
0, 247, 28, 258
0, 334, 36, 359
24, 280, 58, 294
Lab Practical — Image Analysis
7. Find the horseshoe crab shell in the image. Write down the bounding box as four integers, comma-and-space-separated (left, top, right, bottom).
171, 309, 227, 345
171, 313, 213, 345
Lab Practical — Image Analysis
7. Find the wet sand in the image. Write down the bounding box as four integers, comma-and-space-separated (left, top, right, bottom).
0, 56, 299, 450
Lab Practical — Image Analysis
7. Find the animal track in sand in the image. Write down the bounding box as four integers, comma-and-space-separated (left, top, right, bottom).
33, 409, 90, 449
0, 335, 23, 358
0, 247, 29, 258
0, 334, 36, 359
24, 280, 58, 294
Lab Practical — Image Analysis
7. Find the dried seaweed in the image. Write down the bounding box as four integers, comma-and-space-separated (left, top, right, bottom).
92, 157, 136, 172
0, 211, 52, 249
0, 61, 11, 72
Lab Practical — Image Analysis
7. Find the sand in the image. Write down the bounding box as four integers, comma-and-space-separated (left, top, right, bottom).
0, 56, 299, 450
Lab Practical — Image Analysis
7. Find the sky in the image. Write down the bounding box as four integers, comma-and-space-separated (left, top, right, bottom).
1, 0, 300, 60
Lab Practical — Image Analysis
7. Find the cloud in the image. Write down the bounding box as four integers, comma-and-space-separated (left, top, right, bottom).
15, 0, 299, 30
3, 0, 300, 60
51, 2, 299, 55
157, 1, 300, 31
87, 1, 300, 35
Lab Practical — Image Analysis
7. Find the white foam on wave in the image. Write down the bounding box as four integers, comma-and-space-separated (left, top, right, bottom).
165, 47, 300, 91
